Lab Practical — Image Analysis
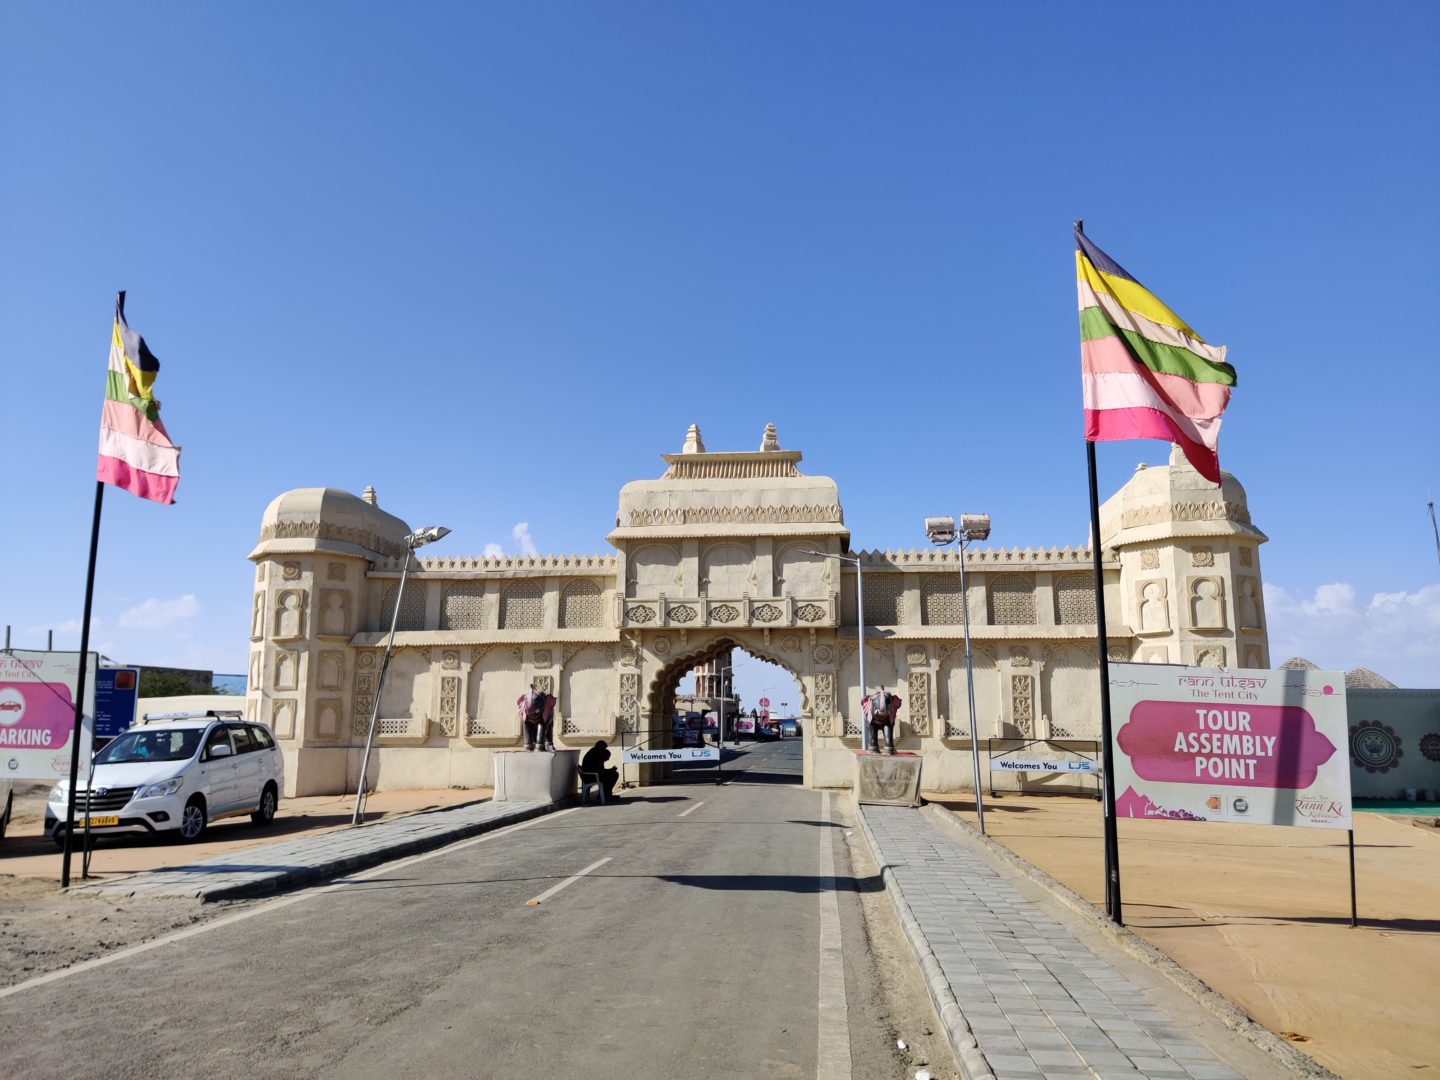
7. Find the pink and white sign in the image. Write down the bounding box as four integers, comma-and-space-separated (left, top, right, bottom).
0, 651, 96, 782
1109, 663, 1351, 829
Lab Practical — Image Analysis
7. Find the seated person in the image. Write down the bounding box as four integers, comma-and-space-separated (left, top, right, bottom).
580, 740, 620, 802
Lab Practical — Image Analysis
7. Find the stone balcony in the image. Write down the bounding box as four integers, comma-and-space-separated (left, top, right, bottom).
618, 595, 836, 630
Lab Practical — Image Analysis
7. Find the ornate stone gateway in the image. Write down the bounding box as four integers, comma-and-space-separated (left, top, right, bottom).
247, 427, 1269, 796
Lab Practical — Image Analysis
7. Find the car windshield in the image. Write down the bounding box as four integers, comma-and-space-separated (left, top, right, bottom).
94, 728, 204, 764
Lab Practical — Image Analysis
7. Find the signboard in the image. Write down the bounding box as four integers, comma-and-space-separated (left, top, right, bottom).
992, 758, 1098, 774
95, 667, 139, 739
735, 716, 756, 734
622, 746, 719, 764
759, 697, 770, 708
1109, 663, 1351, 829
0, 651, 97, 782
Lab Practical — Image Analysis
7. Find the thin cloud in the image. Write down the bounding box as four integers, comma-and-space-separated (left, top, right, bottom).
484, 523, 538, 558
117, 594, 201, 630
1264, 581, 1440, 688
513, 522, 537, 556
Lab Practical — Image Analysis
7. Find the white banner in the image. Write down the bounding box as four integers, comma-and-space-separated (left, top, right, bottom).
0, 651, 97, 781
622, 746, 719, 764
991, 758, 1098, 774
1109, 663, 1352, 829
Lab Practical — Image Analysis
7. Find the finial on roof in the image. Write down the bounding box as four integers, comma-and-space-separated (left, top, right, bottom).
759, 423, 780, 452
682, 424, 705, 454
361, 485, 378, 506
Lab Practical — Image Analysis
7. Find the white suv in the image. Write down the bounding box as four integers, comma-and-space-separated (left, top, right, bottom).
46, 711, 284, 845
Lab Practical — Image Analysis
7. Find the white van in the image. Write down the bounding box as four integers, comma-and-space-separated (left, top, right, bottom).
45, 711, 284, 845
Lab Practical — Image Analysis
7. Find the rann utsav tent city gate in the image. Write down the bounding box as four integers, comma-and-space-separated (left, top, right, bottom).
244, 424, 1269, 796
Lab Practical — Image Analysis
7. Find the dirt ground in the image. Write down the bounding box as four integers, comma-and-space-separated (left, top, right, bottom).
0, 783, 487, 988
926, 790, 1440, 1080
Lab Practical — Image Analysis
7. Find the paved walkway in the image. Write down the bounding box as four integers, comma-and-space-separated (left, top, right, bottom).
70, 799, 555, 901
859, 805, 1326, 1080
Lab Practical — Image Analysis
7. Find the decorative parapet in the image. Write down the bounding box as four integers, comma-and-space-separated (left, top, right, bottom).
851, 546, 1102, 568
619, 595, 835, 629
372, 553, 619, 573
626, 503, 843, 527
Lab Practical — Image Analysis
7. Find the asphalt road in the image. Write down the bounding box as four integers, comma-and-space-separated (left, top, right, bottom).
1, 740, 926, 1079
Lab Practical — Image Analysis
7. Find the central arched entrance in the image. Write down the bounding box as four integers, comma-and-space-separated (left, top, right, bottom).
636, 634, 809, 788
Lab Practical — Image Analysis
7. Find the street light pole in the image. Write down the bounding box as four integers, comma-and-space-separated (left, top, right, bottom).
802, 550, 868, 752
924, 515, 991, 835
353, 525, 450, 824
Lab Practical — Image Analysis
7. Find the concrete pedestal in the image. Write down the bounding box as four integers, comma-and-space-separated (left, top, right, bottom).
493, 749, 579, 803
852, 749, 923, 807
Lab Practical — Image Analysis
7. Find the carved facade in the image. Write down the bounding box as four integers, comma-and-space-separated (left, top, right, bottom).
248, 431, 1268, 796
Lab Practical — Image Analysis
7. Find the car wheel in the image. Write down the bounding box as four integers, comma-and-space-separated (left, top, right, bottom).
51, 824, 68, 849
251, 783, 277, 826
178, 797, 207, 842
0, 791, 11, 839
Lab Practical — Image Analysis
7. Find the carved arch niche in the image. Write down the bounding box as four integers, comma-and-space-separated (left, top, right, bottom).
559, 647, 615, 739
627, 544, 680, 599
774, 544, 827, 598
1041, 646, 1099, 740
1187, 576, 1226, 630
701, 542, 753, 597
938, 646, 998, 739
465, 647, 525, 740
839, 642, 899, 737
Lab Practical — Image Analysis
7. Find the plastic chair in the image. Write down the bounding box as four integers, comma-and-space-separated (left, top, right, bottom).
578, 770, 607, 805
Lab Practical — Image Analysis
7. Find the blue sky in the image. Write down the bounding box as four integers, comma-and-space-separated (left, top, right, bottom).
4, 2, 1437, 703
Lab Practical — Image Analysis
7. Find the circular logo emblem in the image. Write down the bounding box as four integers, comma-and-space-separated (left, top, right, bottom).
1350, 721, 1404, 774
1420, 733, 1440, 764
1232, 797, 1249, 814
0, 687, 25, 725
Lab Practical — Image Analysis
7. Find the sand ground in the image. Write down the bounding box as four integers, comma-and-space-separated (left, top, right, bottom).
925, 791, 1440, 1080
0, 784, 487, 986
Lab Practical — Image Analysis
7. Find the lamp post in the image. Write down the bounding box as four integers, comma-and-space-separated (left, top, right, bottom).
802, 550, 869, 752
924, 514, 991, 835
352, 525, 451, 824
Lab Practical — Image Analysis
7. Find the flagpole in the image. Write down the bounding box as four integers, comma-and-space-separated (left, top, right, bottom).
1087, 440, 1123, 926
60, 479, 105, 889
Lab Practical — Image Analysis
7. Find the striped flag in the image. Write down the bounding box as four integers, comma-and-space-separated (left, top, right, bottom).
1076, 225, 1235, 484
97, 294, 180, 504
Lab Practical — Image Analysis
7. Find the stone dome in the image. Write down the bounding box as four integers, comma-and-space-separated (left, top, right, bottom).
249, 487, 412, 561
1098, 445, 1266, 549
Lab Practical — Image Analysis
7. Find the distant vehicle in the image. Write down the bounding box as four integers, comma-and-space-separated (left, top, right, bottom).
673, 712, 705, 748
755, 716, 781, 740
779, 718, 800, 739
44, 711, 283, 846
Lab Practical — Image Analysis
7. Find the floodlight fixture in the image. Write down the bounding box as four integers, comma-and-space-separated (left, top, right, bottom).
959, 514, 991, 542
924, 516, 956, 545
406, 525, 451, 548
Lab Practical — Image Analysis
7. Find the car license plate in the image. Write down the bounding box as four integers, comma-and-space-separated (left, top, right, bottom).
82, 816, 120, 827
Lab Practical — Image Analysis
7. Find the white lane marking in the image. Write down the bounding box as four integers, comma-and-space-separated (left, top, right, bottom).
0, 806, 578, 1000
816, 791, 853, 1080
678, 801, 705, 818
526, 856, 611, 905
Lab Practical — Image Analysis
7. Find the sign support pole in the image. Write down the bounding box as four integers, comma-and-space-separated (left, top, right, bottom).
1348, 829, 1358, 928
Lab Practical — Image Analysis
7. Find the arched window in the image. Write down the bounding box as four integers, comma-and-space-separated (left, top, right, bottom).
1053, 572, 1096, 625
921, 575, 964, 625
863, 575, 904, 625
380, 583, 426, 631
987, 574, 1035, 625
500, 581, 544, 629
440, 583, 487, 631
560, 580, 604, 628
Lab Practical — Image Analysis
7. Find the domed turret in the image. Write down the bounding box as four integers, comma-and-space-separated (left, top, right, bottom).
249, 487, 411, 561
